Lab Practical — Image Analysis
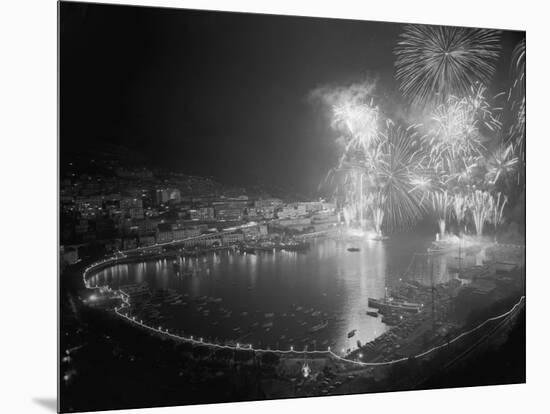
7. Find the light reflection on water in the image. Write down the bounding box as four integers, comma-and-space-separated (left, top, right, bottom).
92, 234, 454, 352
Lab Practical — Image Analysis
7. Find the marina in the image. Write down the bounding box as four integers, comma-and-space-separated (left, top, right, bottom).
89, 233, 461, 352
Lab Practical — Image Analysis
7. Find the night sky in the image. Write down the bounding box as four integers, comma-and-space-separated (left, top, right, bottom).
60, 2, 524, 195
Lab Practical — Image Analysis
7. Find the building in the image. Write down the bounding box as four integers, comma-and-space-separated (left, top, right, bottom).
311, 211, 339, 230
240, 223, 269, 239
75, 196, 103, 219
212, 197, 249, 221
254, 198, 283, 209
188, 207, 215, 221
276, 217, 312, 231
154, 188, 170, 205
221, 232, 244, 245
138, 234, 156, 247
120, 197, 144, 219
277, 203, 307, 219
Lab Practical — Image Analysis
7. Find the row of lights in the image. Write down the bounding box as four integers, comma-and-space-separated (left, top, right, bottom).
84, 254, 366, 362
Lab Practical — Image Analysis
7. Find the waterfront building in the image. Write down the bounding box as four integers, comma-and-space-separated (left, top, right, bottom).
138, 234, 156, 247
221, 232, 244, 245
277, 203, 307, 219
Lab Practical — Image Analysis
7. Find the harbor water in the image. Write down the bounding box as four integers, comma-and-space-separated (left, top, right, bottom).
89, 233, 455, 353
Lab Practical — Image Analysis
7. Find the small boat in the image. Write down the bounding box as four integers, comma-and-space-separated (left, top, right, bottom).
347, 247, 360, 252
366, 311, 378, 317
368, 297, 422, 313
309, 320, 329, 333
347, 329, 357, 338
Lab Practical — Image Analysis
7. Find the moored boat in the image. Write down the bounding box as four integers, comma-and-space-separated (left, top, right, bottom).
309, 320, 329, 333
368, 297, 422, 313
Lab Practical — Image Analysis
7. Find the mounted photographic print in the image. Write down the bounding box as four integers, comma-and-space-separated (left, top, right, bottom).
59, 1, 526, 412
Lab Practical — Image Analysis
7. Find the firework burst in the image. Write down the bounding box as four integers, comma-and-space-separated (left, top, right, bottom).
373, 121, 427, 232
332, 98, 381, 155
394, 25, 501, 106
425, 83, 500, 184
484, 142, 518, 186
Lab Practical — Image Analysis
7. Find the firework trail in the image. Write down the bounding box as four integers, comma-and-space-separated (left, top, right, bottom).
491, 192, 508, 239
369, 191, 386, 236
325, 165, 373, 228
467, 190, 493, 236
430, 190, 452, 237
506, 38, 526, 171
452, 192, 468, 231
511, 38, 526, 96
394, 25, 501, 106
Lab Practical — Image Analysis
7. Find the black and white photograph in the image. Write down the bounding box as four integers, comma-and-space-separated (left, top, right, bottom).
56, 1, 528, 412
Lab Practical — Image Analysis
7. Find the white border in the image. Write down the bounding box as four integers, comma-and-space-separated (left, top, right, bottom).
1, 1, 546, 413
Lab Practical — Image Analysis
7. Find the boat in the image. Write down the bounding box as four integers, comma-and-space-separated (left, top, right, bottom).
240, 246, 257, 254
281, 241, 310, 252
368, 297, 422, 313
347, 329, 357, 338
347, 247, 360, 252
366, 311, 379, 317
309, 321, 329, 333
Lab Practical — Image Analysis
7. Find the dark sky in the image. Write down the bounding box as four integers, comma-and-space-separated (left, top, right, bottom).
60, 2, 524, 194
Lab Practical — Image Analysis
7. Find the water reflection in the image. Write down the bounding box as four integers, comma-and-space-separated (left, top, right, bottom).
94, 234, 449, 351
